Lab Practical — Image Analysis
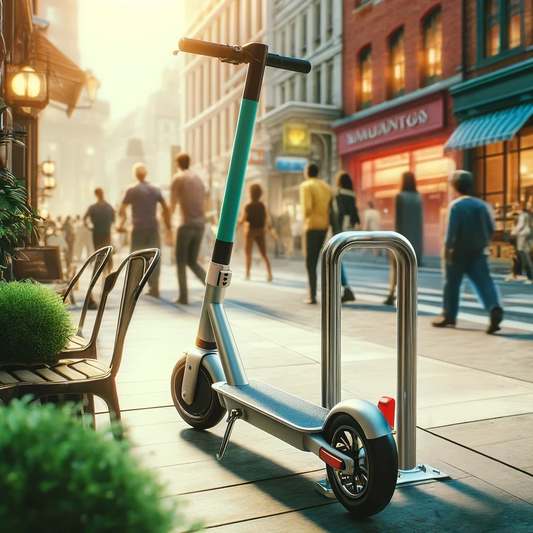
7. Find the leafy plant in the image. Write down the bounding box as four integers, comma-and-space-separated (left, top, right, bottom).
0, 280, 75, 362
0, 110, 41, 277
0, 400, 181, 532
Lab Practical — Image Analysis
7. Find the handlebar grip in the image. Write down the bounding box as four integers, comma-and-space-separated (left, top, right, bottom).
266, 53, 312, 74
178, 37, 243, 62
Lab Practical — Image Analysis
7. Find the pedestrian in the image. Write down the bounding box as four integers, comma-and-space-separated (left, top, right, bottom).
384, 171, 423, 306
169, 153, 207, 305
299, 162, 332, 304
433, 170, 503, 334
84, 188, 115, 270
330, 171, 360, 303
364, 201, 382, 261
510, 200, 533, 284
117, 162, 172, 298
278, 202, 294, 261
239, 182, 276, 282
62, 215, 75, 269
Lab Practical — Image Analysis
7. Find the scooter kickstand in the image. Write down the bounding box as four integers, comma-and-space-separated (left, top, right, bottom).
216, 408, 242, 461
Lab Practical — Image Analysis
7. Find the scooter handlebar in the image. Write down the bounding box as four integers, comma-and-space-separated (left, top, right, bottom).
178, 38, 243, 62
266, 53, 311, 74
178, 37, 312, 74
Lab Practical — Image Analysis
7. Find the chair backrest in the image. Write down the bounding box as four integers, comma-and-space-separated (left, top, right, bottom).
95, 248, 160, 377
12, 247, 63, 283
62, 246, 113, 337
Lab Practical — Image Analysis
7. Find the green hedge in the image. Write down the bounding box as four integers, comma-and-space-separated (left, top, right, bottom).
0, 281, 75, 362
0, 400, 183, 532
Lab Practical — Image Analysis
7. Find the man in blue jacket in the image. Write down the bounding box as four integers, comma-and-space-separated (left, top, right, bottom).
433, 171, 503, 334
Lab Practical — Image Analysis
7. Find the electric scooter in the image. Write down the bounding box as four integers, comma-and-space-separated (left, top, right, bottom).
171, 37, 398, 517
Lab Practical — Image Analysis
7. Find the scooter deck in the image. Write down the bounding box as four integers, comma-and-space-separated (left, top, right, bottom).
213, 379, 328, 432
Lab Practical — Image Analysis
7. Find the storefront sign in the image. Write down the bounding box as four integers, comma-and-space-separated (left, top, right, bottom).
249, 148, 266, 166
283, 122, 310, 154
337, 96, 444, 156
275, 156, 308, 172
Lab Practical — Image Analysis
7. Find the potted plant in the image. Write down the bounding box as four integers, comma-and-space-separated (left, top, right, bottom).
0, 280, 75, 363
0, 399, 197, 532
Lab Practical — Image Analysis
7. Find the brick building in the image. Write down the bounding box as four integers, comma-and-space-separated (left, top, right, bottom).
333, 0, 463, 257
446, 0, 533, 257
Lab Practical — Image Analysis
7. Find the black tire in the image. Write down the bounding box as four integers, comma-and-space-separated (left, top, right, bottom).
171, 356, 226, 429
325, 414, 398, 518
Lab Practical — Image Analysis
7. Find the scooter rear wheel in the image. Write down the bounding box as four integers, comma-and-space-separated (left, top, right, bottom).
171, 356, 226, 429
325, 414, 398, 517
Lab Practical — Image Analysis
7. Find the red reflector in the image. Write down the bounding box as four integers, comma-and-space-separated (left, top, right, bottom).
378, 396, 396, 429
319, 447, 345, 470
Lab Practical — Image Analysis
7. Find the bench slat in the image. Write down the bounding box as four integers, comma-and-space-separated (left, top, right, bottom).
34, 368, 68, 383
71, 362, 108, 378
53, 365, 87, 381
12, 370, 46, 383
0, 371, 19, 385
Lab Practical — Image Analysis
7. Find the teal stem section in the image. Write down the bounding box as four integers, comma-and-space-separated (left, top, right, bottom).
216, 98, 259, 243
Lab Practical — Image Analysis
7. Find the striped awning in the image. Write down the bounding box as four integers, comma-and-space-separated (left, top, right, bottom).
444, 103, 533, 151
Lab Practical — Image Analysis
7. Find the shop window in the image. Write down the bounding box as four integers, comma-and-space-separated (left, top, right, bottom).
478, 0, 523, 61
359, 46, 372, 110
389, 28, 405, 98
423, 7, 442, 86
301, 73, 307, 102
520, 125, 533, 149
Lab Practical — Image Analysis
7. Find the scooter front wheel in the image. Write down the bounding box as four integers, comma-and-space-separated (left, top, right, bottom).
325, 414, 398, 517
171, 355, 226, 429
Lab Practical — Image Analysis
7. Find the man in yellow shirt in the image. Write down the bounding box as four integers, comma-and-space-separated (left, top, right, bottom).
299, 162, 332, 304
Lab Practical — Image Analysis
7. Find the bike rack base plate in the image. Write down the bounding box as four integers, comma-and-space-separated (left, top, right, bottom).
315, 463, 449, 499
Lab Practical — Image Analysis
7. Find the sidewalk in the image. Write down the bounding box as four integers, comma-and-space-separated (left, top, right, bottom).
92, 263, 533, 532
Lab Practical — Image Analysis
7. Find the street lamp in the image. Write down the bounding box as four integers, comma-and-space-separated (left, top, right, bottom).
6, 66, 48, 108
85, 70, 100, 103
41, 158, 56, 178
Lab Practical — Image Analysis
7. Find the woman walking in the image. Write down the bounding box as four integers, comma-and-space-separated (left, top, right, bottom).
384, 171, 423, 306
511, 201, 533, 284
331, 171, 360, 303
240, 183, 275, 281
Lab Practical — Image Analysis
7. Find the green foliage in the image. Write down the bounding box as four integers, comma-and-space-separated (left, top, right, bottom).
0, 400, 179, 532
0, 281, 75, 362
0, 165, 41, 274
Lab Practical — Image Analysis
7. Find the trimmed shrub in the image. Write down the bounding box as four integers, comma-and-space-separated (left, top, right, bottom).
0, 280, 75, 362
0, 400, 180, 532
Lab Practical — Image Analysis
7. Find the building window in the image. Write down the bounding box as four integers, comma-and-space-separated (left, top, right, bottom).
314, 67, 322, 103
326, 0, 333, 41
289, 77, 296, 101
280, 29, 286, 55
326, 60, 334, 105
359, 45, 372, 109
389, 28, 405, 98
485, 0, 500, 57
302, 13, 308, 55
280, 84, 286, 105
290, 22, 296, 56
301, 74, 307, 102
256, 0, 263, 32
507, 0, 522, 49
314, 2, 321, 48
479, 0, 523, 60
423, 7, 442, 86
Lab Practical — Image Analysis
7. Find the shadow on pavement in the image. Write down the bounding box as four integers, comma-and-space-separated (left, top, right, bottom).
178, 427, 533, 532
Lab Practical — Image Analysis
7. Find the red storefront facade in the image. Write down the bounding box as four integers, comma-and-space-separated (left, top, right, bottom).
335, 0, 464, 257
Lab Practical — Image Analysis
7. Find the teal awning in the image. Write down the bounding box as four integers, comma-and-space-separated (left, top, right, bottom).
444, 103, 533, 151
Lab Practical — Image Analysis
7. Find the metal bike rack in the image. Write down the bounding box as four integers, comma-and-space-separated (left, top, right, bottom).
316, 231, 448, 497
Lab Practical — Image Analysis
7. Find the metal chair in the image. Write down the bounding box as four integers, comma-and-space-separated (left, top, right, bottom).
61, 246, 113, 358
0, 248, 160, 438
